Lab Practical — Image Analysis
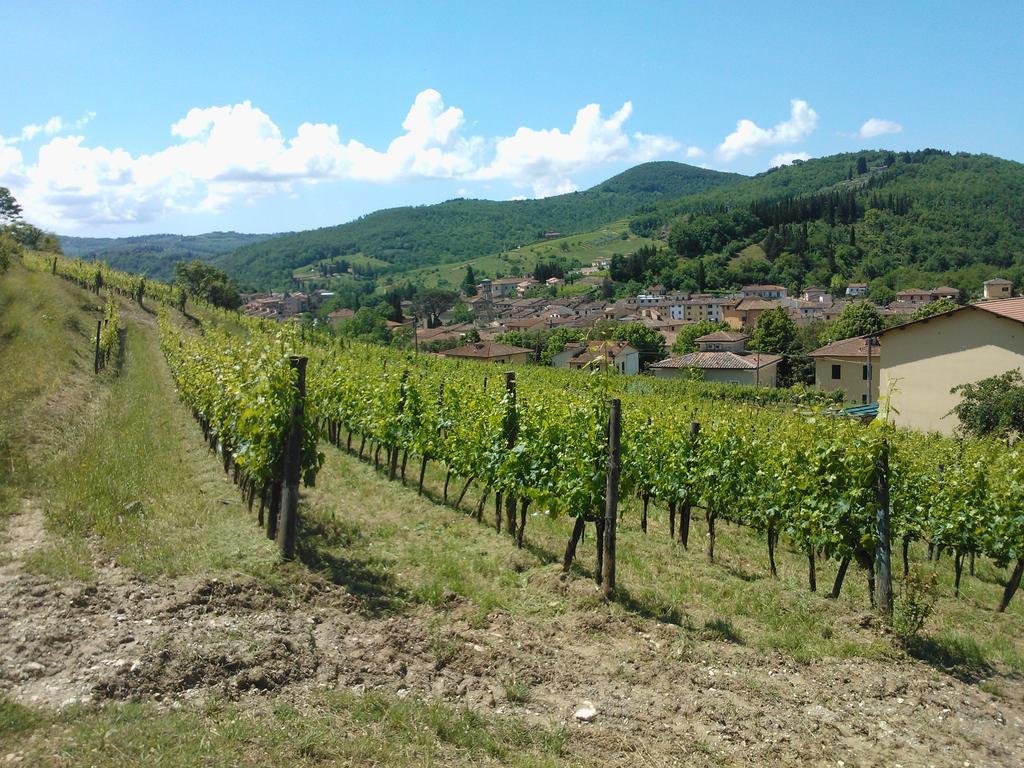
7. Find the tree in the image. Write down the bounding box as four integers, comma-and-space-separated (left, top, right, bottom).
911, 297, 957, 320
856, 156, 868, 175
412, 288, 458, 327
750, 307, 809, 385
451, 302, 475, 324
461, 265, 477, 296
542, 327, 585, 364
950, 369, 1024, 439
0, 232, 20, 272
337, 306, 391, 345
828, 300, 883, 341
0, 187, 22, 225
594, 321, 666, 367
174, 260, 241, 309
671, 320, 729, 354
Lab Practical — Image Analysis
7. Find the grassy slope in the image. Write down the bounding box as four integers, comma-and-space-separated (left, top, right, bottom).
375, 219, 656, 292
0, 260, 104, 526
303, 447, 1023, 672
0, 257, 279, 579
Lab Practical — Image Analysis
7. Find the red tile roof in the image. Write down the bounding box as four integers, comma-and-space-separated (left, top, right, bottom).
651, 351, 781, 370
442, 342, 532, 359
977, 297, 1024, 323
809, 336, 879, 358
696, 331, 748, 343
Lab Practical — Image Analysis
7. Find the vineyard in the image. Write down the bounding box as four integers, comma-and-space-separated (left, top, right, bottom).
5, 250, 1024, 767
22, 250, 1024, 616
150, 309, 1024, 617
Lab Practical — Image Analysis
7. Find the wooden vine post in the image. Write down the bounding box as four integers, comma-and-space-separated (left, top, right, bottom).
389, 372, 408, 481
874, 438, 893, 618
278, 355, 307, 561
601, 398, 621, 600
680, 421, 700, 548
93, 320, 102, 374
503, 371, 518, 537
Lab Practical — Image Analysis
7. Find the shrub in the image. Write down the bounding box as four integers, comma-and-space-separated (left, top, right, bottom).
891, 565, 938, 644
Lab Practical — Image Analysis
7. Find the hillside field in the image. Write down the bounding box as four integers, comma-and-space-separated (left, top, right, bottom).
2, 258, 1023, 767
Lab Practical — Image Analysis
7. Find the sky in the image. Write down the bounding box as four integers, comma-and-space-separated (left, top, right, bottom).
2, 1, 1022, 237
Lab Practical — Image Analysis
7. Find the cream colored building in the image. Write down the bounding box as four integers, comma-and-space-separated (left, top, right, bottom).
877, 298, 1024, 434
983, 278, 1012, 300
809, 336, 880, 405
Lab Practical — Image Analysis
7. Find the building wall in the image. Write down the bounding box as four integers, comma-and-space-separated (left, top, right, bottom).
880, 310, 1024, 434
813, 356, 879, 405
984, 283, 1012, 300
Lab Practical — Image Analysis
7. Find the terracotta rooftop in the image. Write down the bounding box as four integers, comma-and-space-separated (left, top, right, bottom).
442, 342, 533, 359
651, 351, 782, 370
809, 336, 879, 358
696, 331, 749, 343
977, 297, 1024, 323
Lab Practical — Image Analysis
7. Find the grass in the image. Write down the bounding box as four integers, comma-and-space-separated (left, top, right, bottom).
1, 260, 282, 582
378, 219, 659, 292
36, 310, 282, 579
0, 691, 571, 768
302, 444, 1024, 673
0, 259, 104, 525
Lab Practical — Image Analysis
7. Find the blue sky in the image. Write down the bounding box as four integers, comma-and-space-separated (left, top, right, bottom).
2, 1, 1022, 236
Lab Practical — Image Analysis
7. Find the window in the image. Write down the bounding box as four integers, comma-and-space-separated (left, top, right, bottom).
831, 364, 841, 380
862, 394, 868, 404
862, 365, 869, 380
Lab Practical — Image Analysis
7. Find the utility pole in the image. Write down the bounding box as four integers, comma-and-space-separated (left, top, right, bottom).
865, 335, 875, 404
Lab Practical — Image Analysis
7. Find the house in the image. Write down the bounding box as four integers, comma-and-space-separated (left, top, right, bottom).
326, 308, 355, 325
808, 336, 880, 405
551, 340, 640, 375
649, 351, 781, 387
877, 297, 1024, 434
801, 286, 829, 303
491, 277, 525, 297
682, 296, 735, 323
441, 341, 533, 364
741, 284, 788, 299
723, 297, 777, 329
984, 278, 1013, 300
696, 331, 749, 353
894, 288, 934, 306
931, 286, 960, 302
846, 283, 869, 297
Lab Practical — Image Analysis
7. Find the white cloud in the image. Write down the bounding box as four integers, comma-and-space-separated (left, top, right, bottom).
857, 117, 903, 139
684, 146, 705, 159
769, 151, 811, 168
474, 101, 679, 197
716, 99, 818, 161
2, 92, 679, 228
1, 112, 96, 146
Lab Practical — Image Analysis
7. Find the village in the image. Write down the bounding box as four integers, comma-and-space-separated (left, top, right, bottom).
237, 265, 1022, 437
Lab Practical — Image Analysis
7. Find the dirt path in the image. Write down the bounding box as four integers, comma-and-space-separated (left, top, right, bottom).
1, 552, 1022, 767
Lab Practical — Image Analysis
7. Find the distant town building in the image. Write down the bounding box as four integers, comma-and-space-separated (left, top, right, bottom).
984, 278, 1013, 300
441, 341, 532, 364
741, 284, 788, 299
846, 283, 869, 297
551, 340, 640, 375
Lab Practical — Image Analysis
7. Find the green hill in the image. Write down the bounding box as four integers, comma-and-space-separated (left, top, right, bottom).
216, 162, 743, 288
59, 231, 284, 281
623, 150, 1024, 298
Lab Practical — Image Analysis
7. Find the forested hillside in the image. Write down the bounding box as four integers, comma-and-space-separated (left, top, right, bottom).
624, 150, 1024, 298
59, 231, 283, 281
215, 162, 743, 288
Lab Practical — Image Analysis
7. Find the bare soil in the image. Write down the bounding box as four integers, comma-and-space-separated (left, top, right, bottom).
1, 506, 1022, 768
